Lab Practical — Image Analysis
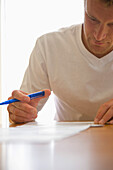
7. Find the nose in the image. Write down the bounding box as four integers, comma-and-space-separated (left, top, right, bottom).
93, 24, 107, 41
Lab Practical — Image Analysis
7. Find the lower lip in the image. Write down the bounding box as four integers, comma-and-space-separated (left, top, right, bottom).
93, 42, 104, 46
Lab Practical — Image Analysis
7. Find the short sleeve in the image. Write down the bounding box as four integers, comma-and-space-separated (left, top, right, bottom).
20, 38, 51, 112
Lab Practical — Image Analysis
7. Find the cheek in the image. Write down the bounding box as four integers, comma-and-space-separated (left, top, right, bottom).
107, 30, 113, 46
84, 20, 95, 37
110, 33, 113, 43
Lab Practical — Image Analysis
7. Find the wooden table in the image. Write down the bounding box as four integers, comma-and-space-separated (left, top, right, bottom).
0, 123, 113, 170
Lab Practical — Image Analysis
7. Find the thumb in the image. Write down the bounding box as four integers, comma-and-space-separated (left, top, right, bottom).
29, 89, 51, 107
42, 89, 51, 98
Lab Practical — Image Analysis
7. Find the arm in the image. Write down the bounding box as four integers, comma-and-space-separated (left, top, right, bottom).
8, 37, 51, 123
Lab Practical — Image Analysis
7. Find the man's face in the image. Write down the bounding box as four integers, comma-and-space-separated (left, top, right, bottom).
82, 0, 113, 58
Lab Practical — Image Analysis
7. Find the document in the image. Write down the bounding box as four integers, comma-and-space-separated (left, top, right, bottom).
0, 121, 103, 143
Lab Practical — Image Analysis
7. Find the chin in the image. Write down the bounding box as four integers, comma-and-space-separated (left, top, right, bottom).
91, 49, 110, 57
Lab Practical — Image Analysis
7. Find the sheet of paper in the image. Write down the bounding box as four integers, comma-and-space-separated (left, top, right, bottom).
0, 121, 103, 143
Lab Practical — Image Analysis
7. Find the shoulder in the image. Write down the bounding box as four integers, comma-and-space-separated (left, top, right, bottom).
36, 24, 82, 46
58, 23, 82, 34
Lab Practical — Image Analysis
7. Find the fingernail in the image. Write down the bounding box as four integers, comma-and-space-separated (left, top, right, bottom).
99, 119, 104, 124
94, 118, 99, 124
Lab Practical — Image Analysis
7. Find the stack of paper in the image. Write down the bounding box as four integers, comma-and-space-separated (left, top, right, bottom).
0, 121, 103, 143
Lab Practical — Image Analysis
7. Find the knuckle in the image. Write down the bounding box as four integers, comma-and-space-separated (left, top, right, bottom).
26, 114, 31, 119
14, 101, 21, 108
34, 108, 38, 114
96, 109, 102, 117
12, 90, 18, 96
29, 107, 37, 118
28, 108, 33, 114
32, 108, 38, 117
14, 108, 20, 116
30, 107, 35, 114
12, 107, 16, 114
9, 105, 16, 115
10, 113, 16, 122
8, 105, 13, 113
101, 103, 109, 109
13, 114, 16, 121
110, 106, 113, 111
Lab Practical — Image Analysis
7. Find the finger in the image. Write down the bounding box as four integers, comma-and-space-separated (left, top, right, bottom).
12, 89, 51, 103
8, 104, 37, 119
43, 89, 51, 98
94, 100, 113, 123
8, 96, 12, 100
8, 91, 28, 101
9, 112, 35, 123
12, 102, 38, 117
12, 90, 30, 103
98, 107, 113, 124
32, 89, 51, 100
108, 119, 113, 125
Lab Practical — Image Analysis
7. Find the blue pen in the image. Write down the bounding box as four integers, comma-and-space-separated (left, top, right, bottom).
0, 91, 45, 105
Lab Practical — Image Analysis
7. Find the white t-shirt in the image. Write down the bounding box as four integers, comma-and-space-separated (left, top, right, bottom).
20, 24, 113, 121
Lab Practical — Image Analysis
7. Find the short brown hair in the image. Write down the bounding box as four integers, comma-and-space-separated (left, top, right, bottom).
84, 0, 113, 7
100, 0, 113, 6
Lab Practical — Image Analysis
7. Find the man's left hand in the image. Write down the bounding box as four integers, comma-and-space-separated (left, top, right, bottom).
94, 99, 113, 124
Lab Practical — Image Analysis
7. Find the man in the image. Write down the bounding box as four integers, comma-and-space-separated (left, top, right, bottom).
8, 0, 113, 124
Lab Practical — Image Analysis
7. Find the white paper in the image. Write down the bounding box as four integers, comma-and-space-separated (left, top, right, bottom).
0, 121, 103, 143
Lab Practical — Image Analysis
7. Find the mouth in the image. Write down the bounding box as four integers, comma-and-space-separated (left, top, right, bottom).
89, 36, 106, 46
93, 40, 105, 46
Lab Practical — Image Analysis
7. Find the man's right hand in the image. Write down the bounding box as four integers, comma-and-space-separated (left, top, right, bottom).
7, 89, 51, 123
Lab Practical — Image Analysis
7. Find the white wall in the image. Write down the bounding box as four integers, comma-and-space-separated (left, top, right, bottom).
1, 0, 84, 124
0, 0, 1, 123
